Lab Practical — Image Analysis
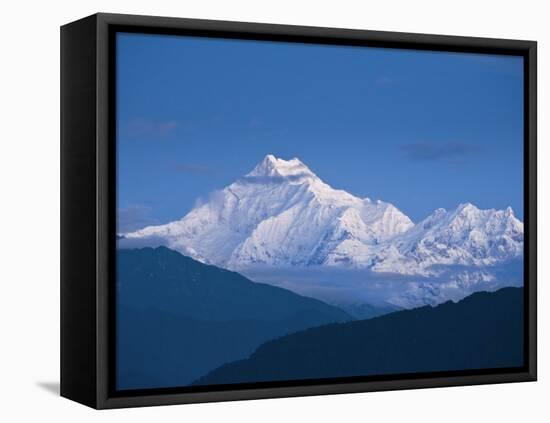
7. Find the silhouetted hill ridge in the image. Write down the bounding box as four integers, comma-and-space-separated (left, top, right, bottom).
194, 287, 523, 386
118, 246, 351, 322
117, 247, 352, 389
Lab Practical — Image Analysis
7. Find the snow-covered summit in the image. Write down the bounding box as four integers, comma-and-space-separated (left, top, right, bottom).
372, 202, 523, 275
247, 154, 316, 179
242, 155, 361, 206
123, 155, 523, 275
124, 155, 413, 268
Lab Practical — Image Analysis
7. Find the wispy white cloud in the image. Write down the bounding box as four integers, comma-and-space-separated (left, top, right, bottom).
401, 141, 483, 162
172, 162, 215, 176
117, 204, 159, 233
375, 76, 393, 86
121, 118, 180, 138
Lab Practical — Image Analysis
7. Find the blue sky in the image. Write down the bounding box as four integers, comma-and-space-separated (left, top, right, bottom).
116, 32, 524, 232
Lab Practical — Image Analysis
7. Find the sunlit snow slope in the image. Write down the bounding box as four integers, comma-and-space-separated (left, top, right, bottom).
123, 155, 523, 277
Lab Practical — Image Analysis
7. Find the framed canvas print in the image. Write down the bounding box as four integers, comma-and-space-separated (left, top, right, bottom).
60, 13, 537, 409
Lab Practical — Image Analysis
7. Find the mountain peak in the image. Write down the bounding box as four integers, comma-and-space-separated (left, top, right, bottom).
457, 202, 478, 212
124, 155, 523, 278
247, 155, 316, 179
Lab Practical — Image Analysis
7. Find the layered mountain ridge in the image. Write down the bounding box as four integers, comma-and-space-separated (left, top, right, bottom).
193, 287, 524, 386
123, 155, 523, 276
117, 247, 351, 389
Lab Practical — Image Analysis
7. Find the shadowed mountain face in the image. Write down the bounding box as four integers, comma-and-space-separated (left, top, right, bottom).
117, 247, 351, 322
338, 302, 402, 320
116, 247, 351, 390
194, 287, 524, 386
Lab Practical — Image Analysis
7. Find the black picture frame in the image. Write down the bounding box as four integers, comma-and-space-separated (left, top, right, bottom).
60, 12, 537, 409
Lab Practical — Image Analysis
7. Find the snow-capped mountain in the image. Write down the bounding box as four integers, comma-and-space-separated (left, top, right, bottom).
372, 203, 524, 275
123, 155, 523, 276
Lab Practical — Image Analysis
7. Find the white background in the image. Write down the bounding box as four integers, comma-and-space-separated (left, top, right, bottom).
0, 0, 546, 421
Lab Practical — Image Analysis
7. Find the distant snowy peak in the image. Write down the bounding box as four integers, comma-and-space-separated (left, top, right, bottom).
122, 155, 522, 275
372, 203, 523, 275
400, 202, 522, 244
